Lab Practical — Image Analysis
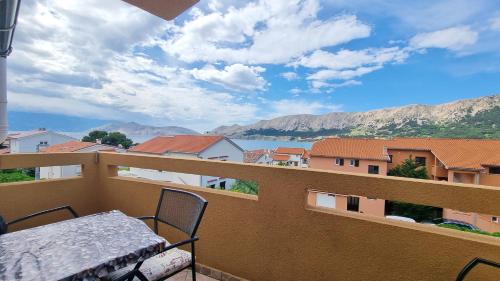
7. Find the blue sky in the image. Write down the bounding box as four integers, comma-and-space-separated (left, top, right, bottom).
6, 0, 500, 131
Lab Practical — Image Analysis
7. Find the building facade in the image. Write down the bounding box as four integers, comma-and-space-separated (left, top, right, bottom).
128, 135, 244, 190
271, 147, 309, 167
5, 129, 75, 153
309, 137, 500, 232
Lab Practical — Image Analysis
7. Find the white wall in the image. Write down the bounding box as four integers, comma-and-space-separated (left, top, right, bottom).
128, 138, 244, 190
10, 132, 75, 153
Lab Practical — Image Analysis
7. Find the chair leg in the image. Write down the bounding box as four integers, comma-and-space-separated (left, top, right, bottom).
191, 241, 196, 281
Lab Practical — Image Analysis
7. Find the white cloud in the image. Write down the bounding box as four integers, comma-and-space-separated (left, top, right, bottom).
160, 0, 371, 64
308, 65, 382, 81
281, 72, 298, 81
289, 88, 303, 95
410, 26, 479, 51
310, 80, 361, 90
294, 47, 409, 70
191, 64, 267, 92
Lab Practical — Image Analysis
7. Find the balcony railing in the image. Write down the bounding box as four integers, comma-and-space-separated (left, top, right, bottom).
1, 152, 499, 280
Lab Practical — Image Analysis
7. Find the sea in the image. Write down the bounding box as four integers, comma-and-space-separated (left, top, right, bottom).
62, 132, 313, 151
231, 139, 312, 151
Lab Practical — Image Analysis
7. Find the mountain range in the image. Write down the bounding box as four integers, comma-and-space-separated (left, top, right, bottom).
211, 95, 500, 140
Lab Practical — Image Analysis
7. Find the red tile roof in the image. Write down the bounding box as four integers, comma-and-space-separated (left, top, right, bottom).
129, 135, 224, 154
41, 141, 97, 153
311, 138, 390, 161
244, 149, 268, 163
275, 147, 306, 155
272, 154, 290, 161
311, 137, 500, 170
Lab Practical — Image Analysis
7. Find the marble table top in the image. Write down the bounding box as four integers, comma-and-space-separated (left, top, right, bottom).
0, 210, 166, 281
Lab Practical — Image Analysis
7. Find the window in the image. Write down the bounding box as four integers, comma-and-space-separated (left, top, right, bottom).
208, 184, 216, 189
388, 155, 393, 163
347, 196, 359, 212
335, 158, 344, 166
415, 157, 426, 166
39, 141, 48, 145
368, 165, 379, 174
219, 181, 226, 190
349, 159, 360, 167
493, 216, 499, 223
489, 166, 500, 174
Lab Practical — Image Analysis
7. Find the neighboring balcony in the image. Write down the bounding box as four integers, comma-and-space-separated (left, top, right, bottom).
0, 152, 499, 281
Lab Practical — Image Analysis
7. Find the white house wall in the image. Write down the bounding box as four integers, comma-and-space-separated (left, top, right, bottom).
10, 132, 75, 153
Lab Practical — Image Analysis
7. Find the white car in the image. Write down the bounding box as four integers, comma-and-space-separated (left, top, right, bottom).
385, 215, 416, 223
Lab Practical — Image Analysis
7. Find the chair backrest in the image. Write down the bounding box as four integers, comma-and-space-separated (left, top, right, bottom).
0, 215, 7, 235
155, 188, 208, 237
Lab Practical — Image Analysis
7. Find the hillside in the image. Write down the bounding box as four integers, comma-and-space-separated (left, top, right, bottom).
94, 122, 199, 136
211, 95, 500, 140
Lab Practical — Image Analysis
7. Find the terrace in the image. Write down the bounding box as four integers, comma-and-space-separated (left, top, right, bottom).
1, 151, 499, 280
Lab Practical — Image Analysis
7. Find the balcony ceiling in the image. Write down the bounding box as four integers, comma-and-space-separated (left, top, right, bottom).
123, 0, 198, 20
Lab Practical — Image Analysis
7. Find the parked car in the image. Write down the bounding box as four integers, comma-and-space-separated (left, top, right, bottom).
434, 219, 479, 231
385, 215, 416, 223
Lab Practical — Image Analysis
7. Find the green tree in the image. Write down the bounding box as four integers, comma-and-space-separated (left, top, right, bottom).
82, 130, 108, 142
82, 130, 133, 149
102, 132, 133, 149
387, 158, 429, 179
230, 180, 259, 195
386, 157, 441, 222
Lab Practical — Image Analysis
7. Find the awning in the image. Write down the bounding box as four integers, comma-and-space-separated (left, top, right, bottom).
123, 0, 199, 20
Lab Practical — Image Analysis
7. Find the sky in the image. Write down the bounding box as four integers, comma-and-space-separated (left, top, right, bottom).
6, 0, 500, 132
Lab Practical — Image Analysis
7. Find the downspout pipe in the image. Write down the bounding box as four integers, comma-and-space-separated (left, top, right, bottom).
0, 0, 22, 143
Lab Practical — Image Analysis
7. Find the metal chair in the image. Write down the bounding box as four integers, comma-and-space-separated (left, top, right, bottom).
456, 257, 500, 281
106, 188, 208, 281
0, 205, 79, 235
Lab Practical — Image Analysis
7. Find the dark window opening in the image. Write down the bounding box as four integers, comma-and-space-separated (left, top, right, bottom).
336, 158, 344, 166
368, 165, 379, 174
347, 196, 359, 212
208, 184, 216, 189
219, 181, 226, 190
415, 157, 426, 166
388, 155, 393, 163
489, 166, 500, 174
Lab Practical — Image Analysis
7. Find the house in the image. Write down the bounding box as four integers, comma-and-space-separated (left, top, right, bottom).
39, 141, 121, 179
128, 135, 244, 190
309, 137, 500, 232
4, 129, 76, 153
244, 149, 272, 164
271, 147, 310, 167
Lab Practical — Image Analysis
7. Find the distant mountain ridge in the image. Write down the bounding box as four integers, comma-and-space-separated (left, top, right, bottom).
211, 95, 500, 140
94, 122, 199, 137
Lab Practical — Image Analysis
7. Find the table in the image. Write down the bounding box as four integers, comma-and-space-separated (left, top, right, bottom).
0, 210, 166, 281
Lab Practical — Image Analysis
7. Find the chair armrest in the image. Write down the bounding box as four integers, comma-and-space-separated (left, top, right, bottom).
136, 216, 155, 221
7, 205, 79, 226
161, 236, 199, 253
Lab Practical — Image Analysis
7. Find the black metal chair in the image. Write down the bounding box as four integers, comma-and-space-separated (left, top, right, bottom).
106, 188, 208, 281
456, 257, 500, 281
0, 205, 79, 235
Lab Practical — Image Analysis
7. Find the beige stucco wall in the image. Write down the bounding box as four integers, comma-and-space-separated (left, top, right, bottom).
480, 173, 500, 187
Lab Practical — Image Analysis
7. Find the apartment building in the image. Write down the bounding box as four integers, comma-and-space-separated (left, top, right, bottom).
271, 147, 310, 167
309, 137, 500, 232
128, 135, 244, 190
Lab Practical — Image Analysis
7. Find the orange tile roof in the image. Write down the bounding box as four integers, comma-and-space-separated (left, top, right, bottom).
244, 149, 268, 163
311, 137, 500, 170
129, 135, 224, 154
272, 154, 290, 161
41, 141, 97, 153
311, 138, 390, 161
275, 147, 306, 155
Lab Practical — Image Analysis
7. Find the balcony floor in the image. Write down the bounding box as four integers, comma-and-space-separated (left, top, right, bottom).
167, 270, 217, 281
